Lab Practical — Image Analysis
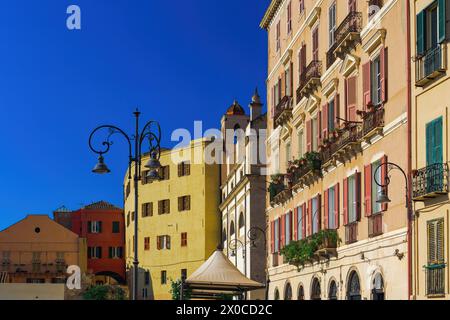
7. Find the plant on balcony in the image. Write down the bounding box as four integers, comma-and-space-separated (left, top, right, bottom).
269, 174, 286, 202
304, 152, 322, 171
280, 230, 340, 270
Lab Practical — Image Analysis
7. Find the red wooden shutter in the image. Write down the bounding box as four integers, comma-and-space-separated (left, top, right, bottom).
356, 172, 362, 221
335, 94, 340, 128
280, 215, 285, 249
307, 200, 312, 236
270, 221, 275, 253
288, 211, 293, 242
293, 207, 298, 241
312, 28, 319, 60
322, 104, 328, 140
290, 62, 294, 96
347, 76, 357, 121
317, 194, 322, 231
334, 183, 340, 228
380, 46, 388, 103
343, 178, 348, 225
324, 189, 329, 230
317, 111, 322, 147
306, 120, 312, 152
363, 62, 371, 109
302, 203, 307, 239
344, 79, 348, 121
301, 44, 307, 73
381, 155, 388, 211
278, 78, 282, 100
271, 87, 275, 119
364, 164, 373, 217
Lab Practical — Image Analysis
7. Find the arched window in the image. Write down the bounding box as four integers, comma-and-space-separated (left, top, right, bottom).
311, 278, 321, 300
233, 124, 241, 145
238, 212, 245, 230
284, 283, 292, 300
274, 288, 280, 300
372, 273, 385, 300
329, 280, 338, 300
298, 285, 305, 300
222, 228, 227, 243
229, 221, 235, 237
347, 271, 361, 300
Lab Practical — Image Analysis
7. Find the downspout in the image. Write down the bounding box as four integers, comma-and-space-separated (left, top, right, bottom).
406, 0, 413, 301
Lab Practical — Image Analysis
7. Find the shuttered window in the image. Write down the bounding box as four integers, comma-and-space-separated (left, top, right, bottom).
178, 196, 191, 212
178, 162, 191, 177
428, 219, 445, 264
426, 117, 443, 166
181, 232, 188, 247
158, 200, 170, 215
142, 202, 153, 217
144, 237, 150, 251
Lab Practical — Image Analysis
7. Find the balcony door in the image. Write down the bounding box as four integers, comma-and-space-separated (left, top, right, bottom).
426, 117, 443, 193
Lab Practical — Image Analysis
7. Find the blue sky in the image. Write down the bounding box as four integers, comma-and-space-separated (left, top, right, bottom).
0, 0, 269, 230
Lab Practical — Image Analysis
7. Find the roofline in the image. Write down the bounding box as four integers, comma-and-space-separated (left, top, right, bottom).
260, 0, 282, 30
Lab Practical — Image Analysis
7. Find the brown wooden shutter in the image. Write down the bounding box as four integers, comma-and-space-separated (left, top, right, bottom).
364, 164, 373, 217
186, 196, 191, 210
185, 163, 191, 176
347, 76, 357, 121
343, 178, 348, 225
302, 203, 307, 238
324, 189, 329, 230
157, 236, 161, 250
178, 163, 182, 177
380, 46, 388, 103
363, 62, 371, 109
437, 219, 444, 263
306, 120, 312, 152
334, 183, 340, 228
381, 155, 388, 212
335, 94, 340, 128
178, 197, 182, 211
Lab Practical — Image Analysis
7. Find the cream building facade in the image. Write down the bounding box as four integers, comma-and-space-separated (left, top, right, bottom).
411, 0, 450, 300
261, 0, 410, 300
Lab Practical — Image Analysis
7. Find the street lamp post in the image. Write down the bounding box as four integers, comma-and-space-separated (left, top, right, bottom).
88, 109, 162, 300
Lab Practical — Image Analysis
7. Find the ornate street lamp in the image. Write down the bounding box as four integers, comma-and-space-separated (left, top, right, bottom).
88, 109, 162, 300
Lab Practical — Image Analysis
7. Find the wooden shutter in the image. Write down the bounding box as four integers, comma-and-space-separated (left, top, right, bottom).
335, 94, 340, 128
293, 207, 298, 241
428, 222, 437, 263
381, 155, 388, 211
324, 189, 329, 230
437, 219, 444, 262
313, 28, 319, 60
439, 0, 446, 43
356, 172, 362, 221
364, 164, 373, 217
417, 11, 426, 55
270, 221, 275, 254
347, 76, 357, 120
302, 203, 307, 238
306, 120, 312, 152
317, 194, 322, 231
334, 183, 340, 228
343, 178, 348, 225
178, 197, 182, 211
317, 111, 322, 147
280, 215, 286, 248
363, 62, 371, 109
307, 199, 313, 236
380, 46, 388, 103
322, 104, 328, 139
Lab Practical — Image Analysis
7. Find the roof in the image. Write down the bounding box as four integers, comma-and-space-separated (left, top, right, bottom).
226, 100, 246, 116
185, 248, 265, 292
260, 0, 282, 30
82, 201, 122, 211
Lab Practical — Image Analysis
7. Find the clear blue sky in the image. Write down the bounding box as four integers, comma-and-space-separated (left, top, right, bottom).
0, 0, 269, 230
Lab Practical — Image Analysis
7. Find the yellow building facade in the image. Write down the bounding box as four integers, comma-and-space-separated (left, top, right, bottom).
262, 0, 410, 300
411, 0, 450, 300
124, 139, 221, 300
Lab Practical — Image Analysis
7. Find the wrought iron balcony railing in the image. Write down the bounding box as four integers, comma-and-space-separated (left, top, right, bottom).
321, 124, 362, 167
412, 163, 449, 201
326, 41, 338, 69
345, 222, 358, 245
361, 105, 385, 141
269, 175, 292, 206
274, 95, 293, 128
368, 213, 383, 238
426, 264, 446, 296
416, 44, 447, 87
333, 11, 362, 59
297, 60, 322, 98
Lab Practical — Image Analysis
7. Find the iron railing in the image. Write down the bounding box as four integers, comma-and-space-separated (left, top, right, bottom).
334, 11, 362, 57
362, 106, 385, 137
297, 60, 322, 96
321, 125, 362, 164
326, 42, 338, 69
412, 163, 449, 200
426, 264, 446, 296
416, 44, 447, 85
368, 213, 383, 238
274, 95, 293, 127
345, 222, 358, 244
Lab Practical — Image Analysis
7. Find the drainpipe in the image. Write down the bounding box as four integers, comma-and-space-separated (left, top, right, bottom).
406, 0, 413, 301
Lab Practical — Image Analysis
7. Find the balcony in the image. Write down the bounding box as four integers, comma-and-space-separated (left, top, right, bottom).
360, 105, 385, 142
297, 60, 322, 99
345, 222, 358, 245
274, 95, 294, 128
321, 124, 362, 169
368, 213, 383, 238
269, 175, 292, 206
290, 154, 322, 190
412, 163, 449, 201
326, 41, 338, 69
333, 11, 362, 59
426, 264, 446, 297
416, 44, 447, 87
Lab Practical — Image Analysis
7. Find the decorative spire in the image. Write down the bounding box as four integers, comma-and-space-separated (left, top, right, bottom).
252, 87, 261, 104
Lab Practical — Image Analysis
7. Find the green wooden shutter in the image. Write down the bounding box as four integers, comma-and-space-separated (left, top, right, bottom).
417, 11, 426, 55
434, 117, 443, 164
426, 121, 434, 165
438, 0, 446, 43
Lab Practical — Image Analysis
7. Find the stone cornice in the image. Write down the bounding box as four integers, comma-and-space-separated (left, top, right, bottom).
260, 0, 283, 30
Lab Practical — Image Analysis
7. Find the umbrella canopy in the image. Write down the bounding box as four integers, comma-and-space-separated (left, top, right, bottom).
185, 248, 265, 294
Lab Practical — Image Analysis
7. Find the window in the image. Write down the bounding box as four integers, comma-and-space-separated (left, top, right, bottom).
285, 64, 293, 97
88, 221, 102, 234
125, 181, 130, 199
428, 219, 445, 264
328, 186, 336, 229
109, 247, 123, 259
312, 197, 320, 234
157, 235, 171, 250
274, 219, 280, 253
299, 0, 305, 14
144, 237, 150, 251
348, 175, 357, 223
238, 212, 245, 233
370, 56, 382, 106
131, 211, 135, 221
371, 160, 383, 214
161, 271, 167, 285
127, 212, 130, 227
329, 280, 338, 300
297, 206, 303, 240
178, 162, 191, 177
298, 285, 305, 300
312, 117, 318, 151
230, 221, 235, 237
181, 232, 188, 247
348, 0, 357, 12
142, 202, 153, 217
297, 129, 304, 158
276, 21, 281, 52
426, 117, 443, 166
159, 165, 170, 180
178, 196, 191, 212
158, 199, 170, 215
88, 247, 102, 259
312, 27, 319, 60
286, 141, 292, 165
181, 269, 187, 280
285, 212, 292, 245
329, 2, 337, 47
284, 283, 293, 300
287, 2, 292, 34
328, 98, 336, 132
112, 221, 120, 233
